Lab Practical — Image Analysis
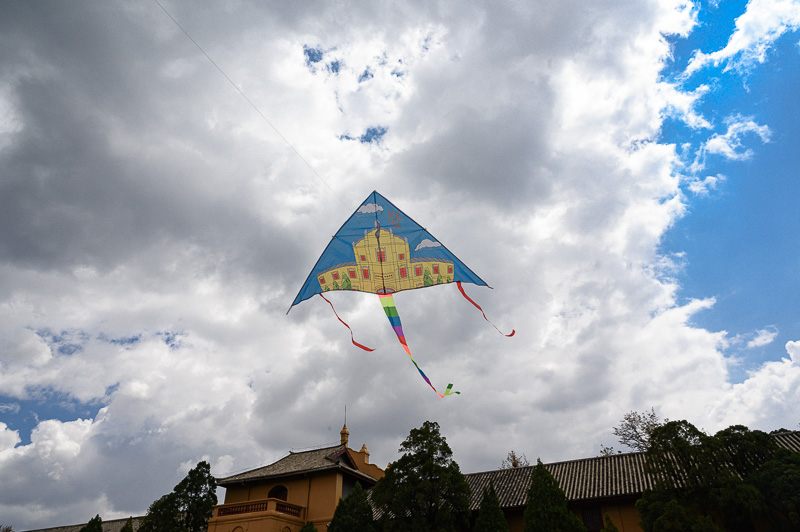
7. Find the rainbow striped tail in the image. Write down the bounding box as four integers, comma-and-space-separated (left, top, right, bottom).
379, 293, 459, 398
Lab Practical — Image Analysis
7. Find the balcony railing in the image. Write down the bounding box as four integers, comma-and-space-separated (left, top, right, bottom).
213, 497, 305, 519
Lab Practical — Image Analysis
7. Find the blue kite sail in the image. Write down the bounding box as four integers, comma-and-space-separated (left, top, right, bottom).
289, 191, 488, 308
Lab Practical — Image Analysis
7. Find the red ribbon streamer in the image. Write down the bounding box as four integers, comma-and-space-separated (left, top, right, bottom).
319, 294, 375, 351
456, 282, 515, 337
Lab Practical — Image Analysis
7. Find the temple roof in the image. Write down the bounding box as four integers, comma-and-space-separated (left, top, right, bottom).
464, 430, 800, 510
217, 444, 378, 487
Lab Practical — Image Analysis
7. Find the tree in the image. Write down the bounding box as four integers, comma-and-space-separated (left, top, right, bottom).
637, 420, 799, 532
140, 492, 183, 532
328, 482, 375, 532
120, 517, 135, 532
0, 526, 13, 532
524, 459, 585, 532
746, 448, 800, 531
299, 522, 317, 532
501, 450, 530, 468
474, 481, 509, 532
600, 513, 620, 532
372, 420, 471, 532
79, 515, 103, 532
612, 408, 666, 452
139, 460, 217, 532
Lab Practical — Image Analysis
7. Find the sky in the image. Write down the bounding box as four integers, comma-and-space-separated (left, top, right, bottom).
1, 0, 799, 528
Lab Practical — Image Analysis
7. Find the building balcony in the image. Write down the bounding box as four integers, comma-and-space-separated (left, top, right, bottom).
208, 497, 306, 531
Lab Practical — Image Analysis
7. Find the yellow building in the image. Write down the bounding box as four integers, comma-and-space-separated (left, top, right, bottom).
316, 226, 454, 294
207, 425, 384, 532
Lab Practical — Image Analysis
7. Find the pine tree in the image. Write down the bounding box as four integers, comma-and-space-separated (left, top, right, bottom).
78, 515, 103, 532
299, 522, 317, 532
600, 513, 620, 532
120, 517, 134, 532
523, 459, 585, 532
328, 482, 375, 532
372, 420, 471, 532
474, 481, 510, 532
139, 460, 217, 532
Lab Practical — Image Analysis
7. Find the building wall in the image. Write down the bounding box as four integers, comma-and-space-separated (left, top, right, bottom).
478, 500, 641, 532
210, 471, 343, 532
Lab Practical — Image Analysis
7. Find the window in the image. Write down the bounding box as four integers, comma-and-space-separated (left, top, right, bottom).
398, 253, 405, 260
447, 265, 453, 274
415, 266, 422, 276
433, 264, 439, 275
360, 255, 366, 261
399, 267, 407, 278
362, 268, 370, 279
376, 249, 386, 262
318, 276, 325, 285
268, 485, 288, 501
332, 272, 340, 281
348, 269, 356, 279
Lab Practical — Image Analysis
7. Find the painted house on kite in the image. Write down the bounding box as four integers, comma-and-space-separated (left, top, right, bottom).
206, 425, 384, 532
316, 224, 455, 294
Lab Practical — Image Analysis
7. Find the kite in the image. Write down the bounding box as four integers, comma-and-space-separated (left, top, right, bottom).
288, 191, 513, 397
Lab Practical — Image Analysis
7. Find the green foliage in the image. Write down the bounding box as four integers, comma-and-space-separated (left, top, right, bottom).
600, 513, 620, 532
139, 460, 217, 532
639, 420, 800, 532
636, 492, 720, 532
342, 276, 351, 290
299, 522, 317, 532
523, 459, 585, 532
328, 482, 375, 532
473, 481, 509, 532
139, 493, 183, 532
423, 268, 433, 287
747, 448, 800, 530
372, 420, 471, 532
79, 515, 103, 532
120, 517, 134, 532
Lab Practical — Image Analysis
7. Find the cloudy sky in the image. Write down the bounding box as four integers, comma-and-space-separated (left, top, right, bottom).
1, 0, 799, 528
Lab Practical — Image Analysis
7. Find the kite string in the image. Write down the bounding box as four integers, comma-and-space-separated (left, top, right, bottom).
152, 0, 350, 210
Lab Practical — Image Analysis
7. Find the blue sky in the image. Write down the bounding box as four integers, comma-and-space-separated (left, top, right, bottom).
659, 0, 800, 381
1, 1, 800, 529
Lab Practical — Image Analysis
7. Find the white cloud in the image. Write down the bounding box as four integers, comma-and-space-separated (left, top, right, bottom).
690, 115, 771, 174
685, 0, 800, 76
747, 326, 779, 348
688, 173, 725, 195
0, 1, 795, 528
357, 202, 383, 214
713, 340, 800, 430
414, 238, 441, 251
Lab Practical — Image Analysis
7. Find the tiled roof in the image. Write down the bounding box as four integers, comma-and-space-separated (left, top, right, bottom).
22, 517, 143, 532
773, 430, 800, 453
465, 452, 654, 510
465, 430, 800, 510
217, 444, 377, 487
